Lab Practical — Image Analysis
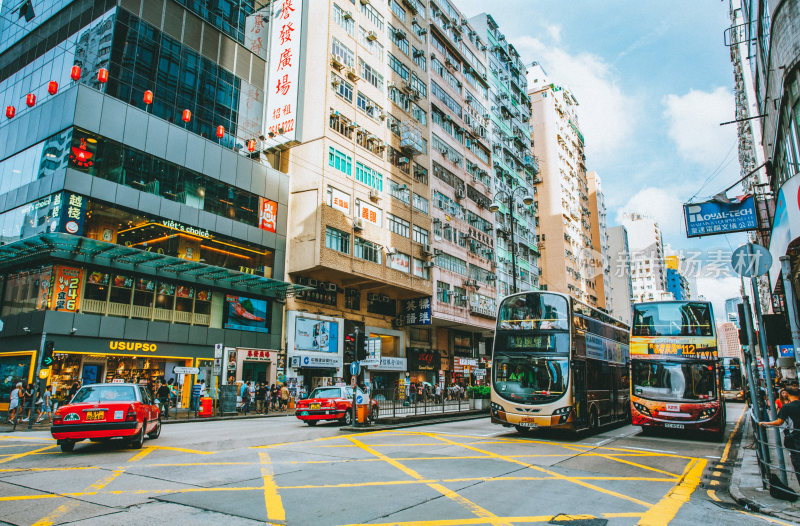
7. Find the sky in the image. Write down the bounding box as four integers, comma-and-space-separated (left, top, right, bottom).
456, 0, 747, 319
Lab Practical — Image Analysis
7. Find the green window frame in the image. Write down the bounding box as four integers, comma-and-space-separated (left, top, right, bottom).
328, 147, 352, 175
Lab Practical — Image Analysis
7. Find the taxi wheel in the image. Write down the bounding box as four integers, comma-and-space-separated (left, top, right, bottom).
129, 426, 145, 449
306, 420, 318, 426
342, 410, 353, 426
148, 418, 161, 439
60, 440, 75, 453
514, 425, 532, 434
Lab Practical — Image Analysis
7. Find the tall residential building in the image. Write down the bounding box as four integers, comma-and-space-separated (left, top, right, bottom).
665, 255, 690, 300
587, 171, 610, 309
469, 13, 539, 297
717, 321, 743, 359
528, 65, 596, 305
0, 0, 297, 403
285, 0, 435, 391
427, 0, 497, 382
606, 225, 633, 324
622, 212, 668, 303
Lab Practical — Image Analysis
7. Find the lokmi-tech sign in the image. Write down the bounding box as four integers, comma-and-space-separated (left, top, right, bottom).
684, 195, 758, 237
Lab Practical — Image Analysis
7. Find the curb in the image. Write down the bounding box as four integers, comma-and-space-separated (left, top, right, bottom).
339, 411, 488, 432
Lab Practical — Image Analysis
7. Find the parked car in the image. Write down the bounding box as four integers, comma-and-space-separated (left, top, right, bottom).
51, 383, 161, 452
295, 386, 378, 426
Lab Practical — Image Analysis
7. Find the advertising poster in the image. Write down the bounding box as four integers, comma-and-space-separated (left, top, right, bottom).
51, 266, 83, 312
295, 317, 338, 353
259, 197, 277, 233
684, 196, 758, 238
224, 295, 270, 333
265, 0, 304, 145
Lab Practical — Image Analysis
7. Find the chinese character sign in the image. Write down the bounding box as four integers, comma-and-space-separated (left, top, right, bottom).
265, 0, 303, 146
259, 198, 277, 233
398, 297, 432, 326
58, 192, 86, 235
244, 9, 269, 60
358, 200, 381, 226
684, 196, 758, 238
50, 266, 83, 312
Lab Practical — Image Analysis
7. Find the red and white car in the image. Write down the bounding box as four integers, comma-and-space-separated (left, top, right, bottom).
51, 383, 161, 452
295, 386, 379, 426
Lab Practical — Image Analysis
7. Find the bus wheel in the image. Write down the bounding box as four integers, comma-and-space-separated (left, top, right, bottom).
514, 425, 532, 434
589, 409, 599, 432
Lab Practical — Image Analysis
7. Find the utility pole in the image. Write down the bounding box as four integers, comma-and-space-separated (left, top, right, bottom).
27, 333, 47, 430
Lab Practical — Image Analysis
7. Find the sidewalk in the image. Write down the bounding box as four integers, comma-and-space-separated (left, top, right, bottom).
729, 415, 800, 522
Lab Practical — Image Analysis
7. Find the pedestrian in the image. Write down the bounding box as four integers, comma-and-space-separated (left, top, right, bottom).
242, 381, 252, 415
761, 386, 800, 486
68, 381, 81, 402
36, 386, 53, 423
21, 383, 34, 422
280, 383, 289, 411
270, 384, 278, 411
157, 380, 171, 419
256, 382, 267, 414
7, 382, 22, 423
199, 379, 208, 400
167, 378, 177, 409
435, 383, 442, 404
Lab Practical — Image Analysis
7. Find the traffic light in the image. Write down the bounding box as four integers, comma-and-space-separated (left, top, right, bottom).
355, 332, 367, 361
42, 340, 55, 367
344, 333, 356, 363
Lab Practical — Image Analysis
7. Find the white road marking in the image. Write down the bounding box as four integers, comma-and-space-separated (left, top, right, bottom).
621, 446, 677, 454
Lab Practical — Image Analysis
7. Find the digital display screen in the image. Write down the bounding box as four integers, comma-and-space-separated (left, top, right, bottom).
223, 295, 270, 333
294, 317, 339, 353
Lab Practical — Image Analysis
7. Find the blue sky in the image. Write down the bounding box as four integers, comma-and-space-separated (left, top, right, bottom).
457, 0, 748, 312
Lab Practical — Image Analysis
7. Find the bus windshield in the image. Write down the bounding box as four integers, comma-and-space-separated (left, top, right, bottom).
632, 360, 717, 402
497, 293, 569, 331
632, 302, 713, 337
493, 353, 569, 404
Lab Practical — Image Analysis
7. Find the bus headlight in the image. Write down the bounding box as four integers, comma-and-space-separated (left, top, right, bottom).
698, 407, 716, 420
552, 406, 572, 423
633, 402, 651, 416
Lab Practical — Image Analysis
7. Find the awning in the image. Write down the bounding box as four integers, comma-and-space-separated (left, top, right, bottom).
0, 233, 309, 299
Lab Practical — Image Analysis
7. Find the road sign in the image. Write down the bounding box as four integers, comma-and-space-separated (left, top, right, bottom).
350, 361, 360, 376
350, 375, 357, 387
731, 243, 772, 277
38, 368, 50, 379
174, 366, 200, 375
356, 392, 367, 405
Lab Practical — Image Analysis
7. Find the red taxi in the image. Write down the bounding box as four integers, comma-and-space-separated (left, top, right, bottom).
295, 386, 378, 426
51, 383, 161, 452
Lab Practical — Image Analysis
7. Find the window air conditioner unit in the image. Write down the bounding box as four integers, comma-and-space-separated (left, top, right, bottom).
369, 188, 380, 200
433, 248, 443, 256
422, 244, 433, 255
354, 217, 365, 230
367, 30, 378, 41
424, 261, 434, 268
343, 11, 353, 20
331, 56, 345, 70
360, 0, 369, 4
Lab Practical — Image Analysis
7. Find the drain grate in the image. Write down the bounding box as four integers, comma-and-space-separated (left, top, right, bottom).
548, 515, 608, 526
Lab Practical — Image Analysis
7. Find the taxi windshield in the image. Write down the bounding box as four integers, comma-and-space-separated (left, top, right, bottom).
309, 387, 343, 399
71, 385, 137, 403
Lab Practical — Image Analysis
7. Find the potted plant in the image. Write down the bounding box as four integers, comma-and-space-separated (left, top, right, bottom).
467, 385, 491, 410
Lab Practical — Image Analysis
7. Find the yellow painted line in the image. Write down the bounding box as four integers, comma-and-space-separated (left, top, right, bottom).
707, 489, 721, 502
736, 509, 796, 525
87, 468, 125, 491
0, 445, 57, 464
338, 514, 639, 526
0, 494, 61, 502
32, 467, 126, 526
259, 452, 285, 522
145, 462, 251, 467
0, 466, 100, 473
604, 512, 644, 518
721, 405, 747, 463
311, 442, 445, 448
249, 429, 391, 449
638, 457, 707, 526
424, 432, 653, 508
128, 447, 155, 463
280, 479, 437, 490
348, 436, 510, 526
562, 446, 680, 478
0, 436, 55, 442
147, 445, 215, 455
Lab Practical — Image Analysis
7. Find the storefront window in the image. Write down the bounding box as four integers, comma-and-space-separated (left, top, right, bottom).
85, 271, 110, 301
109, 274, 133, 317
1, 267, 51, 316
133, 278, 155, 310
0, 355, 31, 403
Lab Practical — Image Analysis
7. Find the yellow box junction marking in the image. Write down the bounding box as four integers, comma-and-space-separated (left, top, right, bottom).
259, 451, 286, 522
638, 457, 707, 526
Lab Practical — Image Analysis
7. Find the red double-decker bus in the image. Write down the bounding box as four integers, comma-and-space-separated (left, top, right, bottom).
630, 301, 726, 439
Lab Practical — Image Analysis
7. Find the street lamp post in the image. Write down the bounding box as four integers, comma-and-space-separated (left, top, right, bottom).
489, 187, 534, 295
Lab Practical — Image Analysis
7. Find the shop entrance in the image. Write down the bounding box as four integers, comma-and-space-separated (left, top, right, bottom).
242, 361, 269, 383
299, 368, 336, 390
81, 363, 104, 385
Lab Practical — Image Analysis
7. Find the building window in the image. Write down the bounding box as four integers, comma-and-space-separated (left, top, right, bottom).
413, 193, 429, 214
332, 74, 353, 102
413, 225, 429, 245
389, 0, 406, 21
431, 81, 462, 117
413, 258, 430, 279
388, 24, 409, 54
412, 46, 427, 70
413, 163, 429, 185
411, 74, 427, 98
331, 38, 355, 68
345, 287, 361, 310
453, 286, 467, 307
360, 1, 384, 30
355, 161, 383, 191
329, 147, 353, 175
325, 227, 350, 254
388, 252, 410, 273
436, 281, 450, 303
358, 26, 384, 61
359, 58, 385, 89
388, 53, 410, 81
333, 3, 355, 35
357, 91, 382, 119
387, 213, 410, 237
367, 294, 396, 316
436, 252, 467, 276
411, 103, 427, 125
389, 180, 411, 204
409, 327, 431, 342
355, 237, 382, 263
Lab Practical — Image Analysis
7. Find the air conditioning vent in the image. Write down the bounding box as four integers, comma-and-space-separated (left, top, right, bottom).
422, 244, 433, 255
369, 188, 380, 200
354, 217, 365, 230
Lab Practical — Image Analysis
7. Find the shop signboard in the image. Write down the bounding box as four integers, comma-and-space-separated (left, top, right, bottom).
367, 357, 407, 371
174, 366, 200, 375
50, 266, 83, 312
296, 354, 339, 368
397, 297, 432, 327
223, 295, 270, 333
684, 195, 757, 237
57, 193, 87, 235
213, 343, 223, 375
258, 198, 277, 233
240, 348, 273, 361
264, 0, 304, 145
407, 348, 440, 371
294, 317, 338, 353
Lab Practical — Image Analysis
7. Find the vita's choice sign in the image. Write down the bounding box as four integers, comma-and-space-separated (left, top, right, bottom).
684, 196, 758, 237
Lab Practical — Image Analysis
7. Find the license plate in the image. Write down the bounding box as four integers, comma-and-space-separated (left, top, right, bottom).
86, 411, 105, 421
519, 422, 538, 428
666, 403, 680, 412
310, 403, 320, 410
664, 423, 684, 429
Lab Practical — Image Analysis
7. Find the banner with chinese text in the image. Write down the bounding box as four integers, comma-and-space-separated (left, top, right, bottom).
265, 0, 304, 146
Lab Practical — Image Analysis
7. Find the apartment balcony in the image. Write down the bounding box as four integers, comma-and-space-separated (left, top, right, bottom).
469, 302, 496, 318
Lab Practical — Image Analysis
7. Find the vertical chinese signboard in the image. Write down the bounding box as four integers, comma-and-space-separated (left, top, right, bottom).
259, 197, 277, 233
397, 297, 432, 327
56, 193, 86, 235
50, 266, 83, 312
265, 0, 303, 146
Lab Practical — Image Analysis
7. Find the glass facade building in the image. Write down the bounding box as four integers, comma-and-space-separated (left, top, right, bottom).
0, 0, 294, 407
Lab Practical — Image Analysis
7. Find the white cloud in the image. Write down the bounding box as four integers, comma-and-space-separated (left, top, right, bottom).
696, 276, 740, 322
662, 88, 737, 167
513, 35, 639, 163
615, 186, 685, 238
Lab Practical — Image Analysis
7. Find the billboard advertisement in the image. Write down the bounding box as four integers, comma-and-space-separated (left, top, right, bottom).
259, 197, 277, 233
223, 295, 270, 333
684, 196, 757, 238
50, 266, 83, 312
264, 0, 304, 146
294, 317, 339, 353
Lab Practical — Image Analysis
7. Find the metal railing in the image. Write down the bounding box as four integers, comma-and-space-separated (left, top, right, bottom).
369, 388, 478, 418
747, 406, 800, 499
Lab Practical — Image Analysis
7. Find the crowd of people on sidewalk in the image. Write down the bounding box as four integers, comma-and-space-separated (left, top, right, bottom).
236, 381, 291, 415
6, 381, 56, 425
404, 382, 468, 404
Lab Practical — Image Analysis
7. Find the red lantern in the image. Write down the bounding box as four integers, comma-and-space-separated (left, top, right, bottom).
143, 90, 153, 105
25, 93, 35, 107
48, 81, 58, 95
182, 109, 191, 122
97, 68, 108, 83
70, 65, 81, 81
247, 139, 256, 152
216, 125, 225, 138
5, 106, 15, 119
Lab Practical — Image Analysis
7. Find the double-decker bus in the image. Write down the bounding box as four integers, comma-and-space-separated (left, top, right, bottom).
490, 291, 630, 434
630, 301, 726, 438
